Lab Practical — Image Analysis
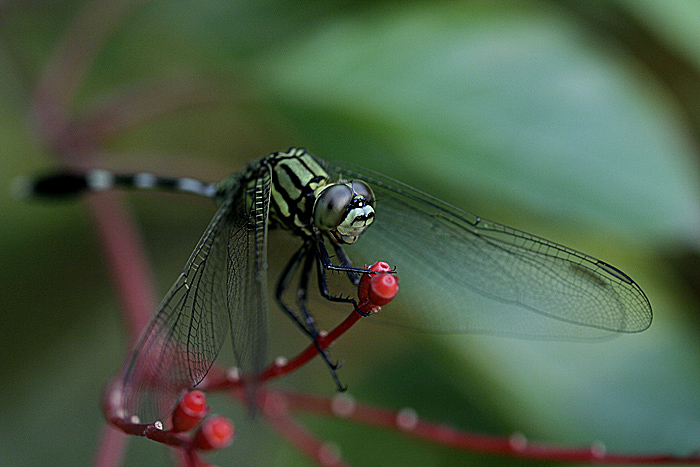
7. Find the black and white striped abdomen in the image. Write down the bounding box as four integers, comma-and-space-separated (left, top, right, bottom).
16, 169, 218, 199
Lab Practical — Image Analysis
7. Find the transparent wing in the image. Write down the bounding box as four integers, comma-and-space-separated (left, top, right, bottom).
321, 159, 652, 338
121, 172, 271, 423
226, 168, 270, 392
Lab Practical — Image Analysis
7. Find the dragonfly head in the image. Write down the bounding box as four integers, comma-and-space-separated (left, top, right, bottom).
313, 180, 375, 244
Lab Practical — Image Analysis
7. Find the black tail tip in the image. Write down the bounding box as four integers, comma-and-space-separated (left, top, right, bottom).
11, 172, 88, 200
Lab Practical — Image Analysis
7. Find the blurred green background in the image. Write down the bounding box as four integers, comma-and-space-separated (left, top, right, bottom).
3, 0, 700, 466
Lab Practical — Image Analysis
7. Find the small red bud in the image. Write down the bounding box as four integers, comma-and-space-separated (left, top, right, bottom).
193, 416, 234, 451
368, 272, 399, 306
171, 390, 208, 433
369, 261, 392, 274
358, 261, 394, 302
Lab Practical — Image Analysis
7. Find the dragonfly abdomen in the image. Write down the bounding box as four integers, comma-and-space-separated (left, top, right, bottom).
18, 169, 218, 199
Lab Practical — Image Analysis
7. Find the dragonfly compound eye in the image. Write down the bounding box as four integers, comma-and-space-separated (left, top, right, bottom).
314, 183, 354, 231
351, 180, 375, 208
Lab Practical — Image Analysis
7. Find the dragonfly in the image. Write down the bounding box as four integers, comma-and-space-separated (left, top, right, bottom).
25, 147, 652, 423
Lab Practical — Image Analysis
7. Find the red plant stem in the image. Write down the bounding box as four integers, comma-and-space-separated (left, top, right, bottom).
203, 307, 366, 392
29, 0, 145, 143
280, 391, 700, 465
258, 310, 364, 383
108, 414, 189, 448
182, 449, 204, 467
74, 77, 226, 146
262, 402, 352, 467
87, 193, 158, 342
103, 380, 191, 449
92, 423, 129, 467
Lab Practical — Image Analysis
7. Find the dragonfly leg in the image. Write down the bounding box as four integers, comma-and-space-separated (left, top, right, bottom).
315, 233, 396, 284
315, 233, 373, 278
296, 246, 322, 331
314, 252, 375, 319
275, 240, 309, 313
275, 240, 346, 391
297, 247, 346, 390
332, 243, 361, 286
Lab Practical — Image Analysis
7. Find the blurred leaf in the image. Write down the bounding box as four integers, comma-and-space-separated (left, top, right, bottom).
619, 0, 700, 70
256, 1, 700, 247
252, 0, 700, 458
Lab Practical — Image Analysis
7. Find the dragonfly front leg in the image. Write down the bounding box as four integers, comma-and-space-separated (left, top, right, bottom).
332, 242, 362, 286
314, 241, 376, 319
314, 232, 373, 280
275, 240, 345, 391
314, 232, 385, 317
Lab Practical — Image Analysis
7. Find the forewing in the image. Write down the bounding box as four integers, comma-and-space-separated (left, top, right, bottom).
121, 194, 236, 423
321, 159, 652, 338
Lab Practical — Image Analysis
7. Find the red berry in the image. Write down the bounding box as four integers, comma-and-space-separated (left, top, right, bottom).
171, 390, 208, 432
368, 273, 398, 306
183, 390, 207, 412
358, 262, 394, 302
193, 416, 235, 451
369, 261, 392, 274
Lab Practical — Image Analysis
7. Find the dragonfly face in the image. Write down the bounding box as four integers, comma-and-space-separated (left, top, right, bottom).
313, 180, 375, 244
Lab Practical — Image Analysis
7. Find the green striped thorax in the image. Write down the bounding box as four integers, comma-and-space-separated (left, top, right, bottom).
220, 148, 376, 244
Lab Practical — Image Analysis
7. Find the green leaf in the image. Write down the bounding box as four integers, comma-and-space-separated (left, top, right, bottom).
257, 2, 700, 246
